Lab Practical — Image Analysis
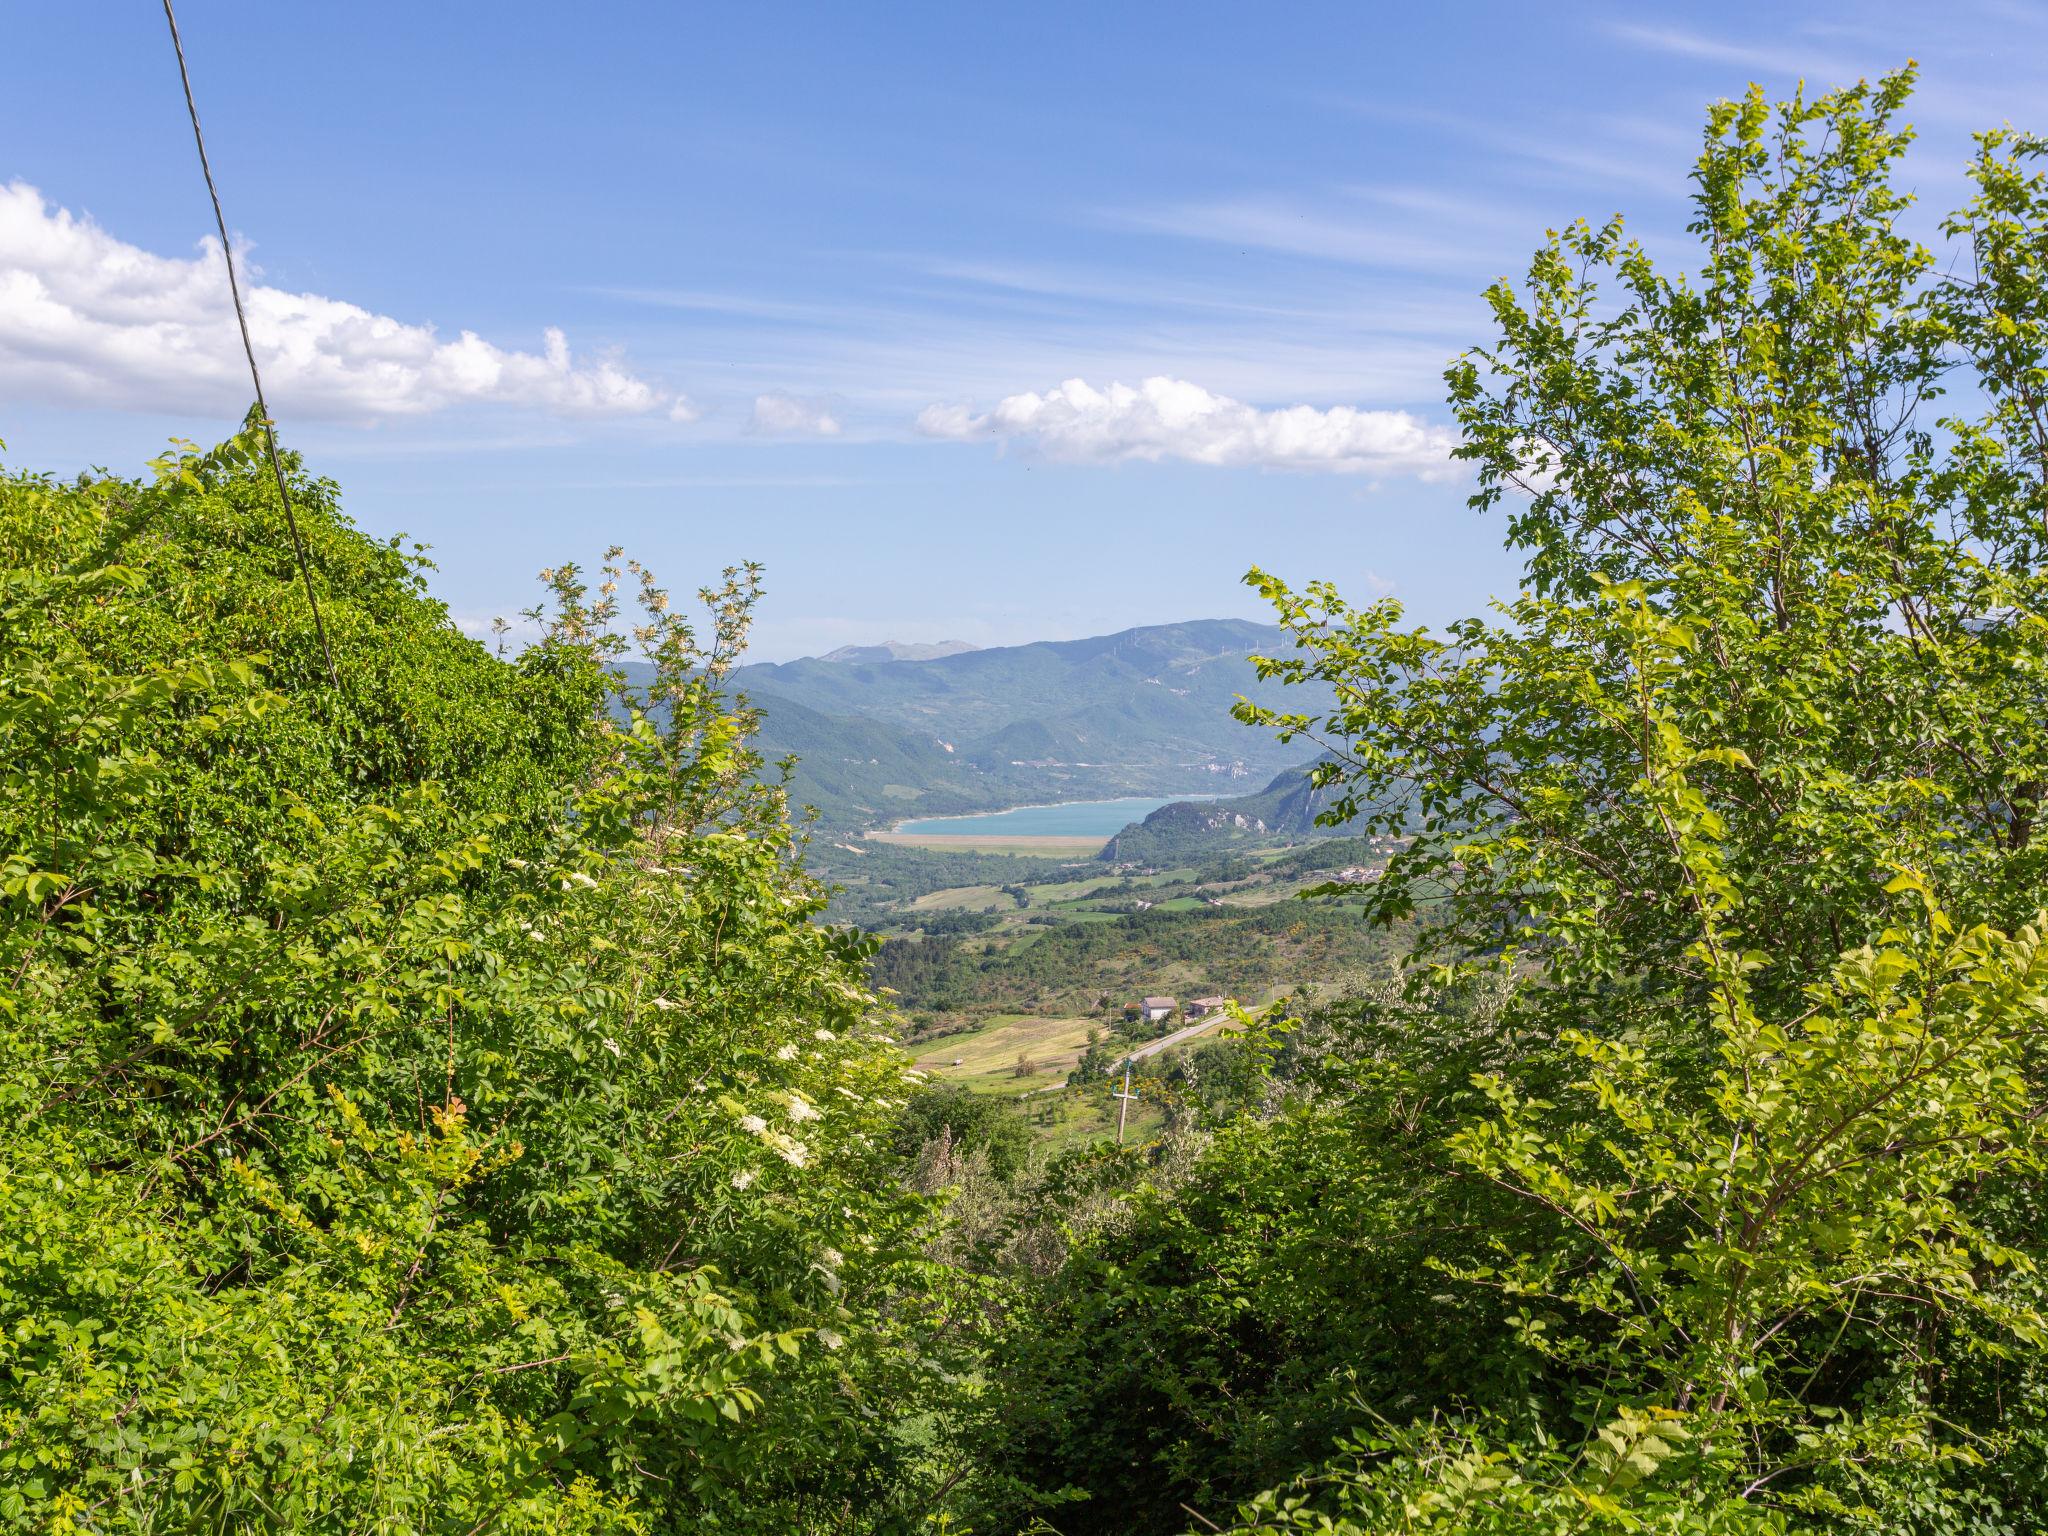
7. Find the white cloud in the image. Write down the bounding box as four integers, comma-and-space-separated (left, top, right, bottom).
748, 391, 842, 436
916, 375, 1460, 478
0, 181, 686, 422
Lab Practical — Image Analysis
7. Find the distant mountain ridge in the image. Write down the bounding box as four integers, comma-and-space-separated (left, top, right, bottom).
696, 617, 1329, 828
817, 639, 977, 663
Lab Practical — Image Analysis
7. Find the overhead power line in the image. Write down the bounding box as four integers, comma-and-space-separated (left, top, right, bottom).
160, 0, 339, 690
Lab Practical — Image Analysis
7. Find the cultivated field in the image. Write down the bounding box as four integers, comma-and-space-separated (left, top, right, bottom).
911, 1012, 1102, 1093
867, 831, 1108, 854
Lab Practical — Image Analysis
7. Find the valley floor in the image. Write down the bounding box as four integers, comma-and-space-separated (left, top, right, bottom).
828, 830, 1406, 1149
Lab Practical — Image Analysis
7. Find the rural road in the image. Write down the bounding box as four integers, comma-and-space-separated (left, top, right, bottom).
1123, 1012, 1231, 1065
1010, 1012, 1235, 1099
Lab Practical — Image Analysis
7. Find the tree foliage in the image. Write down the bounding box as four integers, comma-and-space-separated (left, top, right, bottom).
0, 430, 957, 1531
976, 71, 2048, 1535
1224, 68, 2048, 1534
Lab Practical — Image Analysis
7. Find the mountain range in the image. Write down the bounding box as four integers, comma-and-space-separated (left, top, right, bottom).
705, 618, 1329, 829
817, 639, 977, 663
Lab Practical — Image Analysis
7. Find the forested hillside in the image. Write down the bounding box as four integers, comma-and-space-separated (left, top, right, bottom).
870, 899, 1390, 1019
9, 65, 2048, 1536
1097, 760, 1343, 864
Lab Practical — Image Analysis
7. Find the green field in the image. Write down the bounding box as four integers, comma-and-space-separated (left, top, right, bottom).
908, 883, 1010, 912
1011, 1078, 1168, 1150
911, 1012, 1103, 1093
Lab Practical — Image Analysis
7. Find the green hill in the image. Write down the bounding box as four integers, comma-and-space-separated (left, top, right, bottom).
1097, 761, 1341, 863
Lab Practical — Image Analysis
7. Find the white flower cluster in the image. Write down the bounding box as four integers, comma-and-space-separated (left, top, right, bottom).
738, 1107, 811, 1166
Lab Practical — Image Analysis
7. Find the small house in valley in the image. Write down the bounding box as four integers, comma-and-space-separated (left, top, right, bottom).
1183, 995, 1226, 1020
1140, 995, 1177, 1024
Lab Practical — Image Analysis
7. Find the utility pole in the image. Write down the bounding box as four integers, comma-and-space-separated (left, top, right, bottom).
1113, 1061, 1137, 1145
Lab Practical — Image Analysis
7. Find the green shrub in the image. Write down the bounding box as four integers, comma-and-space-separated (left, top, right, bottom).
0, 430, 958, 1531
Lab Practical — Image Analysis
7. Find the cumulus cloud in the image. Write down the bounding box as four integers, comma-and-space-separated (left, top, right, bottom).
916, 375, 1460, 478
0, 181, 686, 421
748, 391, 842, 436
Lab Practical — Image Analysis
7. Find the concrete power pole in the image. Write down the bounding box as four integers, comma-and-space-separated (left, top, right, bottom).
1113, 1061, 1137, 1145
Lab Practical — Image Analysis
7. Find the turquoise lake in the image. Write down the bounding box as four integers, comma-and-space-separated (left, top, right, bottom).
894, 796, 1215, 837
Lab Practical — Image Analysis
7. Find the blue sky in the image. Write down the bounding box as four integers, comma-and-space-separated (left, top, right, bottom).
4, 2, 2044, 659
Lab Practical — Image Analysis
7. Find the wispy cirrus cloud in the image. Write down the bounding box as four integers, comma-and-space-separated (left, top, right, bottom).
1608, 22, 1863, 81
0, 181, 694, 422
1113, 192, 1491, 272
917, 375, 1460, 478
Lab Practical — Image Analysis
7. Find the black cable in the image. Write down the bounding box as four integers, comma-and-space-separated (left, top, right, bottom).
160, 0, 339, 690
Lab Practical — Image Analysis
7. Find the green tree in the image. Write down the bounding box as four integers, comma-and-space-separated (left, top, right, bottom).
893, 1082, 1033, 1180
0, 430, 961, 1531
1217, 68, 2048, 1531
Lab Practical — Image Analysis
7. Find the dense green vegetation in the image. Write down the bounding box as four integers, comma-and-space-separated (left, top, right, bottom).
873, 901, 1395, 1022
0, 434, 963, 1530
972, 71, 2048, 1533
10, 65, 2048, 1536
813, 838, 1080, 928
913, 68, 2048, 1535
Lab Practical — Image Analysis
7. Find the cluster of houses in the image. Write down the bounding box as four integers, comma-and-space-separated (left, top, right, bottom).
1125, 994, 1227, 1026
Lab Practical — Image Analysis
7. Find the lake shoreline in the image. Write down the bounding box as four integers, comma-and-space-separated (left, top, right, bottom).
884, 791, 1225, 840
